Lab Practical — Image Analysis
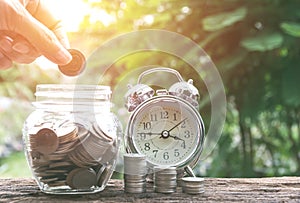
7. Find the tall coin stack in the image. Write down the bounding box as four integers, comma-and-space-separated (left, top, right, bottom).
123, 153, 147, 193
182, 177, 205, 194
153, 166, 177, 193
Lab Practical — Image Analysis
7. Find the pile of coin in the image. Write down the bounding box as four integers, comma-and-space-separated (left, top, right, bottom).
28, 122, 118, 189
153, 166, 177, 193
181, 177, 205, 194
123, 153, 147, 193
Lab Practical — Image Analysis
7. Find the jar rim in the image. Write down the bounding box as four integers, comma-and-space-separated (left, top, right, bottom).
36, 84, 111, 92
35, 84, 111, 102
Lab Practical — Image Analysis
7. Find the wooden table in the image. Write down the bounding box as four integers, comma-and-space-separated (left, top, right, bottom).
1, 177, 300, 202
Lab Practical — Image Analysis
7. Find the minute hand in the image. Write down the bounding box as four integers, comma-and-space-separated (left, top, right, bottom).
167, 118, 187, 132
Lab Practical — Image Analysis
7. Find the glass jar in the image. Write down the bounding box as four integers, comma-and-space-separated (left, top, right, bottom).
22, 84, 122, 194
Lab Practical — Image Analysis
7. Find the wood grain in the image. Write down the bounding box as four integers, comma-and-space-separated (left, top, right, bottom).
0, 177, 300, 202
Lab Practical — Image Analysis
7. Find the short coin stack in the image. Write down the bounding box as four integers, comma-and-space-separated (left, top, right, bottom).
154, 166, 177, 193
28, 122, 117, 189
181, 177, 205, 194
123, 153, 147, 193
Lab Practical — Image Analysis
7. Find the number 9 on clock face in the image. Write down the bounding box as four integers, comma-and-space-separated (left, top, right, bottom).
126, 95, 205, 168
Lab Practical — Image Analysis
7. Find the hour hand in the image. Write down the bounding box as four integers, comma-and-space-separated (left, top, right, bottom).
169, 135, 184, 142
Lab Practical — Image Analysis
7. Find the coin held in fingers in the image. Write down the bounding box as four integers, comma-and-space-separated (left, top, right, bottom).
58, 49, 86, 76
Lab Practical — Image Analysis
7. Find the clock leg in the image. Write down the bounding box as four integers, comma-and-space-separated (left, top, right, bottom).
184, 165, 196, 177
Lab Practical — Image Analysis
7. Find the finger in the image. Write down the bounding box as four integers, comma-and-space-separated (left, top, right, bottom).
52, 26, 70, 49
12, 42, 30, 54
0, 52, 13, 69
26, 0, 70, 48
8, 1, 72, 65
0, 31, 40, 56
1, 0, 71, 65
0, 45, 37, 64
0, 35, 13, 53
0, 33, 40, 64
14, 15, 71, 65
11, 34, 40, 57
25, 0, 59, 29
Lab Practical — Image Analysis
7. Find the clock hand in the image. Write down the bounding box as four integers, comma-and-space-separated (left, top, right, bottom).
159, 118, 187, 139
169, 135, 186, 148
137, 132, 163, 141
169, 135, 184, 142
138, 132, 162, 135
167, 118, 187, 132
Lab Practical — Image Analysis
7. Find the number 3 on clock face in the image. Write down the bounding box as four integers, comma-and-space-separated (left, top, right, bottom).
126, 95, 205, 168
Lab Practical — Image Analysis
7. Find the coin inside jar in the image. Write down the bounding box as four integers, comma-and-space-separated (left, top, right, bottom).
58, 49, 86, 76
35, 128, 59, 155
66, 168, 97, 189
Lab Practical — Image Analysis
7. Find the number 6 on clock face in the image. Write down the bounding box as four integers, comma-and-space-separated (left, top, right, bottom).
126, 95, 205, 169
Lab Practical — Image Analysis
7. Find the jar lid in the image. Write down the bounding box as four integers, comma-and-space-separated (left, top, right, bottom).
33, 84, 112, 112
35, 84, 111, 100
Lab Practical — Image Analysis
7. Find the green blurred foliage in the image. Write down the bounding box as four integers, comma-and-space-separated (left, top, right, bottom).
0, 152, 31, 178
0, 63, 65, 171
1, 0, 300, 178
75, 0, 300, 177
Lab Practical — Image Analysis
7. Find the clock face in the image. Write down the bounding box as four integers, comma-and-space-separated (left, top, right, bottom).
127, 96, 204, 167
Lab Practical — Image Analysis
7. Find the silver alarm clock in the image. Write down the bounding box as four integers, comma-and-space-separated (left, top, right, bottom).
124, 67, 205, 171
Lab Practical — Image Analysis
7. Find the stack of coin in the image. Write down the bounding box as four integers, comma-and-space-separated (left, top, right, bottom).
28, 121, 118, 189
123, 153, 147, 193
154, 166, 177, 193
181, 177, 205, 194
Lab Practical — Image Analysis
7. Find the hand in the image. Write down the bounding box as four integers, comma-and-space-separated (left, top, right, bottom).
169, 135, 185, 142
0, 0, 72, 69
167, 118, 187, 132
